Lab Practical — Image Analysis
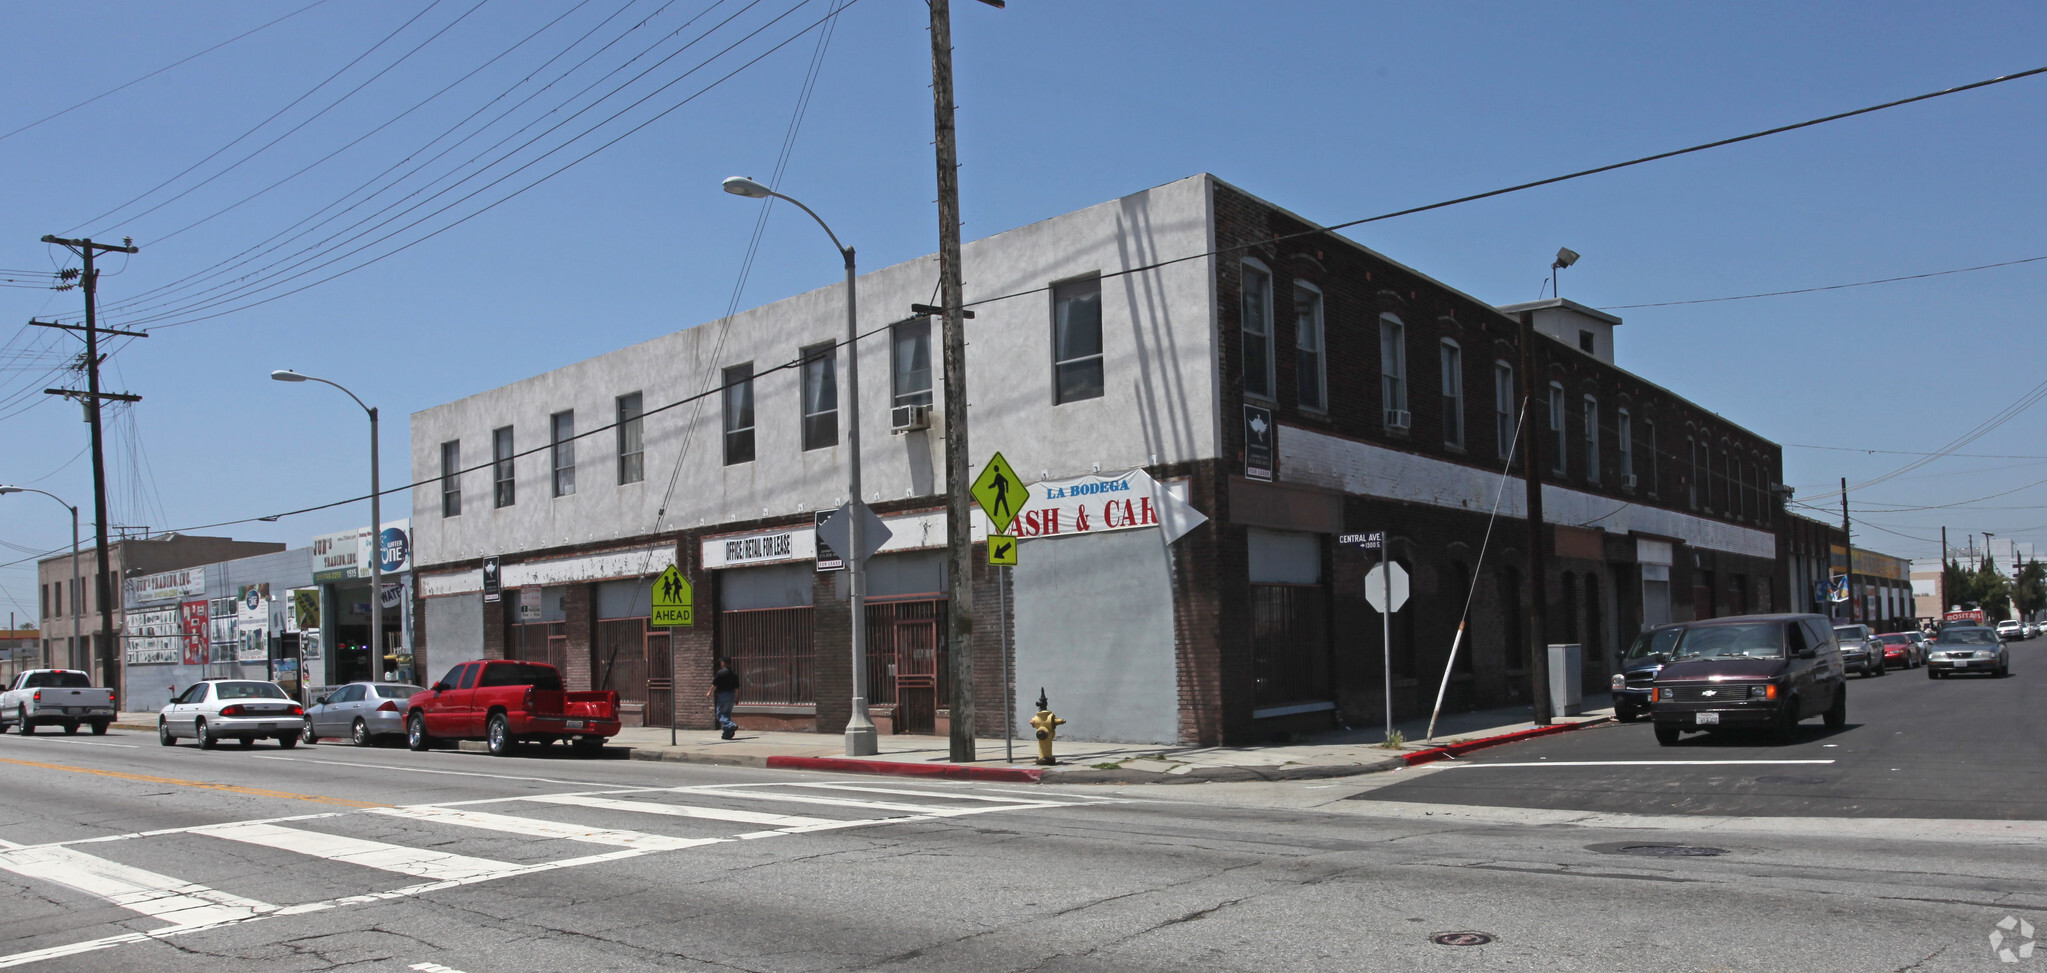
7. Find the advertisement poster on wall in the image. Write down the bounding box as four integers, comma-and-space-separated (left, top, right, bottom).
123, 607, 181, 665
235, 586, 269, 664
180, 600, 208, 665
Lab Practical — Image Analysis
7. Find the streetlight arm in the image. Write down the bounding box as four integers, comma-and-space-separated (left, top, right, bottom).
273, 370, 372, 418
763, 190, 850, 261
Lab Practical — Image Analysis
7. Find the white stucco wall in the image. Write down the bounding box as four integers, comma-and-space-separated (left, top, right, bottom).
410, 176, 1220, 569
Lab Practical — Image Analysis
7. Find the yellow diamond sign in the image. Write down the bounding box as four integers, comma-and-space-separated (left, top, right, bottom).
971, 451, 1024, 534
650, 566, 694, 627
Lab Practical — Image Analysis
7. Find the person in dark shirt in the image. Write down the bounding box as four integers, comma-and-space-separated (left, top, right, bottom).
707, 662, 740, 740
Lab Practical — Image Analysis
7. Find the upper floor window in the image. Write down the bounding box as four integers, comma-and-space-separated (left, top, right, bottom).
1617, 409, 1634, 485
1643, 419, 1658, 496
801, 344, 839, 450
1440, 340, 1463, 448
1294, 281, 1325, 411
492, 426, 516, 508
723, 364, 755, 465
616, 392, 644, 485
1582, 396, 1600, 483
440, 441, 461, 517
1380, 313, 1408, 427
550, 410, 576, 498
1494, 361, 1515, 461
1052, 276, 1103, 403
892, 319, 932, 407
1241, 261, 1273, 399
1687, 435, 1699, 509
1547, 382, 1567, 475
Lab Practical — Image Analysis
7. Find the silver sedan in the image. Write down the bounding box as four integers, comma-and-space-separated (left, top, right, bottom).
302, 681, 424, 746
158, 680, 306, 749
1927, 626, 2010, 678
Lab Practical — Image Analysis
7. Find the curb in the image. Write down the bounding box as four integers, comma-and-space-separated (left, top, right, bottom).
626, 748, 770, 770
1043, 757, 1408, 785
1399, 717, 1611, 767
765, 755, 1044, 783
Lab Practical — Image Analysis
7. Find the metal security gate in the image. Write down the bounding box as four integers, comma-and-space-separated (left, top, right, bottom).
645, 631, 672, 728
865, 599, 946, 734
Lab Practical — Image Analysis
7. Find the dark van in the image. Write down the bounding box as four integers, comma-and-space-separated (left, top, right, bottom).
1648, 613, 1847, 746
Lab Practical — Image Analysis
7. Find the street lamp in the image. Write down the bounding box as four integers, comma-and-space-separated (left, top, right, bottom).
0, 486, 79, 670
722, 175, 879, 757
273, 369, 380, 685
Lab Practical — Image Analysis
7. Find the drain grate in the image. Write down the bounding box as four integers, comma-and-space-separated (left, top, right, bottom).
1431, 932, 1495, 946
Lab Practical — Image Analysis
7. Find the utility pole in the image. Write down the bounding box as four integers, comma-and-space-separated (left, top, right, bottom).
1840, 477, 1852, 623
1941, 525, 1949, 613
1517, 313, 1552, 724
35, 234, 140, 693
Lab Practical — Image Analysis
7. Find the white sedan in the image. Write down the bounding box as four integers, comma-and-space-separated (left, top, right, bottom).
158, 680, 307, 749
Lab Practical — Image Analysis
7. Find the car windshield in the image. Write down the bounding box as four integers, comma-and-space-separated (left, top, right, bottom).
215, 681, 288, 700
1623, 628, 1683, 662
1936, 628, 1999, 646
1671, 622, 1785, 660
1878, 635, 1909, 645
374, 685, 425, 699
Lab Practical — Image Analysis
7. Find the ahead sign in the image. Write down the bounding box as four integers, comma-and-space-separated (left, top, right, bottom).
1364, 561, 1409, 613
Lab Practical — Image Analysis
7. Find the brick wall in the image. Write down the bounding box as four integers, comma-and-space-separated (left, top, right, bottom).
561, 584, 592, 692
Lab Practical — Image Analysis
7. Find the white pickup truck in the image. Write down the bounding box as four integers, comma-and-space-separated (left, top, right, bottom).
0, 669, 117, 735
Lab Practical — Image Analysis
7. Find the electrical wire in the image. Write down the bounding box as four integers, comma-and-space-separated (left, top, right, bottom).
1602, 253, 2047, 310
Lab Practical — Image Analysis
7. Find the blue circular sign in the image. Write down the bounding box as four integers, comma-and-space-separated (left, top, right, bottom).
378, 526, 409, 572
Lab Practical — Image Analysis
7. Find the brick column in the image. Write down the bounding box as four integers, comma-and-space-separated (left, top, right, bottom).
562, 584, 593, 691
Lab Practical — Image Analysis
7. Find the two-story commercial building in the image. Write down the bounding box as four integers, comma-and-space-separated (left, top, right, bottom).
408, 174, 1787, 745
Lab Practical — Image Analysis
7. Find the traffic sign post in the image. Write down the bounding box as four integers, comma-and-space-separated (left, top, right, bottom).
1364, 553, 1408, 742
649, 566, 694, 627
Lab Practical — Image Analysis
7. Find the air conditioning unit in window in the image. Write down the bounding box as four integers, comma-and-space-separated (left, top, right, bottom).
1384, 409, 1411, 430
890, 404, 931, 434
1623, 474, 1638, 489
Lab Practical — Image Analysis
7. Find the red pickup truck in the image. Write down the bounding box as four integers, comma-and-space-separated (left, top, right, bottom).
404, 660, 620, 756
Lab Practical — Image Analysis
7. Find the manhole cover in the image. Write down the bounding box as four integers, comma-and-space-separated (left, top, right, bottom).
1754, 775, 1827, 785
1431, 932, 1494, 946
1616, 844, 1727, 857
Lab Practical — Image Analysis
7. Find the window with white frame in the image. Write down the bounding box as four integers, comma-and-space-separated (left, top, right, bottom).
800, 344, 838, 450
440, 440, 461, 517
1052, 276, 1104, 403
891, 319, 932, 407
616, 392, 644, 485
1440, 340, 1463, 447
1548, 382, 1566, 475
1494, 361, 1515, 460
1617, 409, 1633, 486
550, 410, 575, 498
1380, 313, 1408, 426
1582, 396, 1600, 482
492, 426, 515, 508
1241, 261, 1273, 399
723, 364, 755, 465
1294, 281, 1325, 411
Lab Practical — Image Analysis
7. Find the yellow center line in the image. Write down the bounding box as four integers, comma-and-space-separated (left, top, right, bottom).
0, 756, 388, 808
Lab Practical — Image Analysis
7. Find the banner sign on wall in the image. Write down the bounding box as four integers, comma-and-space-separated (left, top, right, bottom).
312, 521, 412, 583
312, 529, 362, 583
1004, 468, 1208, 545
236, 590, 269, 664
124, 606, 182, 664
1243, 405, 1274, 482
292, 588, 321, 632
180, 600, 209, 665
126, 568, 204, 607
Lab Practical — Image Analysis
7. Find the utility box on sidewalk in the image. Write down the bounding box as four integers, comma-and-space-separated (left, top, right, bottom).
1546, 643, 1583, 717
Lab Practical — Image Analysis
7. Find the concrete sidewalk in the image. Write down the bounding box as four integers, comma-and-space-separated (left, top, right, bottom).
110, 703, 1614, 783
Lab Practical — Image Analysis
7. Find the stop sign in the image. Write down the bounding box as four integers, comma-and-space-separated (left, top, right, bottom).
1364, 561, 1409, 613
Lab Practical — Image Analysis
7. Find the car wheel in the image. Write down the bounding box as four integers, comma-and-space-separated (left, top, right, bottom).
301, 721, 319, 745
276, 734, 298, 750
406, 712, 431, 752
90, 721, 108, 735
351, 718, 372, 748
1824, 685, 1847, 729
16, 706, 33, 735
158, 719, 176, 747
1928, 667, 1940, 679
486, 714, 513, 757
1654, 725, 1680, 746
1773, 704, 1801, 745
197, 719, 217, 750
1999, 660, 2011, 678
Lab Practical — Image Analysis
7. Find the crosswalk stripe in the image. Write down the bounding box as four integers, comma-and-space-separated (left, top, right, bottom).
367, 805, 720, 850
0, 845, 273, 927
520, 794, 833, 828
683, 786, 1043, 817
785, 782, 1066, 805
194, 822, 524, 882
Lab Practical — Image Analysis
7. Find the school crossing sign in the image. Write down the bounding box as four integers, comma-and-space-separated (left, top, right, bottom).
649, 566, 695, 627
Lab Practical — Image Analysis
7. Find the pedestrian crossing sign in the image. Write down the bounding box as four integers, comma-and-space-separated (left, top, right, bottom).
988, 534, 1017, 566
971, 450, 1023, 534
650, 566, 694, 627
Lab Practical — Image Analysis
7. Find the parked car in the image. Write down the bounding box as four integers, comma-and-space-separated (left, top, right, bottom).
2026, 622, 2039, 639
1875, 632, 1923, 669
1997, 619, 2024, 641
303, 681, 425, 747
1926, 625, 2010, 678
404, 660, 620, 756
1832, 624, 1886, 677
0, 669, 116, 735
1652, 613, 1848, 746
158, 680, 306, 749
1611, 624, 1682, 721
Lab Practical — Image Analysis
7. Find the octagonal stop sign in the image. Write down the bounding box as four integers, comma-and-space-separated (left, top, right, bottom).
1364, 561, 1409, 613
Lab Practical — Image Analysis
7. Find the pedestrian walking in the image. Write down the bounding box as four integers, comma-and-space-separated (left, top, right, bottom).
707, 660, 740, 740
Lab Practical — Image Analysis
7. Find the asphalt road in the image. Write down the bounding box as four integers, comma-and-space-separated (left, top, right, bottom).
1357, 636, 2047, 819
1, 699, 2045, 972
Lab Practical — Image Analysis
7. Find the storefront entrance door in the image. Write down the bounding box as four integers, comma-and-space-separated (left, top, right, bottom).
891, 618, 939, 735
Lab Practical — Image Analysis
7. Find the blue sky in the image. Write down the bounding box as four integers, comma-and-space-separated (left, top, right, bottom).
2, 0, 2045, 619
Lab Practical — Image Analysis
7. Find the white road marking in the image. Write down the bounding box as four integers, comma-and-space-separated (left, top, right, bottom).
0, 844, 274, 926
367, 805, 723, 851
679, 785, 1037, 816
1433, 759, 1838, 769
195, 822, 523, 881
784, 782, 1064, 805
250, 753, 620, 788
521, 794, 833, 828
1, 738, 139, 749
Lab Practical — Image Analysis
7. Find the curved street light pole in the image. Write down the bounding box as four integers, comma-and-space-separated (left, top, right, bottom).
273, 370, 380, 685
722, 176, 878, 757
0, 486, 79, 671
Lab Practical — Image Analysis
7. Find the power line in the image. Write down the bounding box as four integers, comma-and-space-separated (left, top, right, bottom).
1602, 253, 2047, 310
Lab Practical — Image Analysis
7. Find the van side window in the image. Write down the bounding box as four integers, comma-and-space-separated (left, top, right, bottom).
1785, 623, 1809, 655
1803, 620, 1834, 651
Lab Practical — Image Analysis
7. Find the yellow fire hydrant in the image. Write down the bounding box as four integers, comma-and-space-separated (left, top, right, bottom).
1028, 688, 1065, 766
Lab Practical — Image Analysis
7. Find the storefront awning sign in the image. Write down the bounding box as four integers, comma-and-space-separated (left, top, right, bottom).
1006, 468, 1206, 544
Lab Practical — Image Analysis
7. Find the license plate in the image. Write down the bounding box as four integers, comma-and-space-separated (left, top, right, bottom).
1695, 712, 1719, 725
258, 723, 276, 730
566, 720, 586, 730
